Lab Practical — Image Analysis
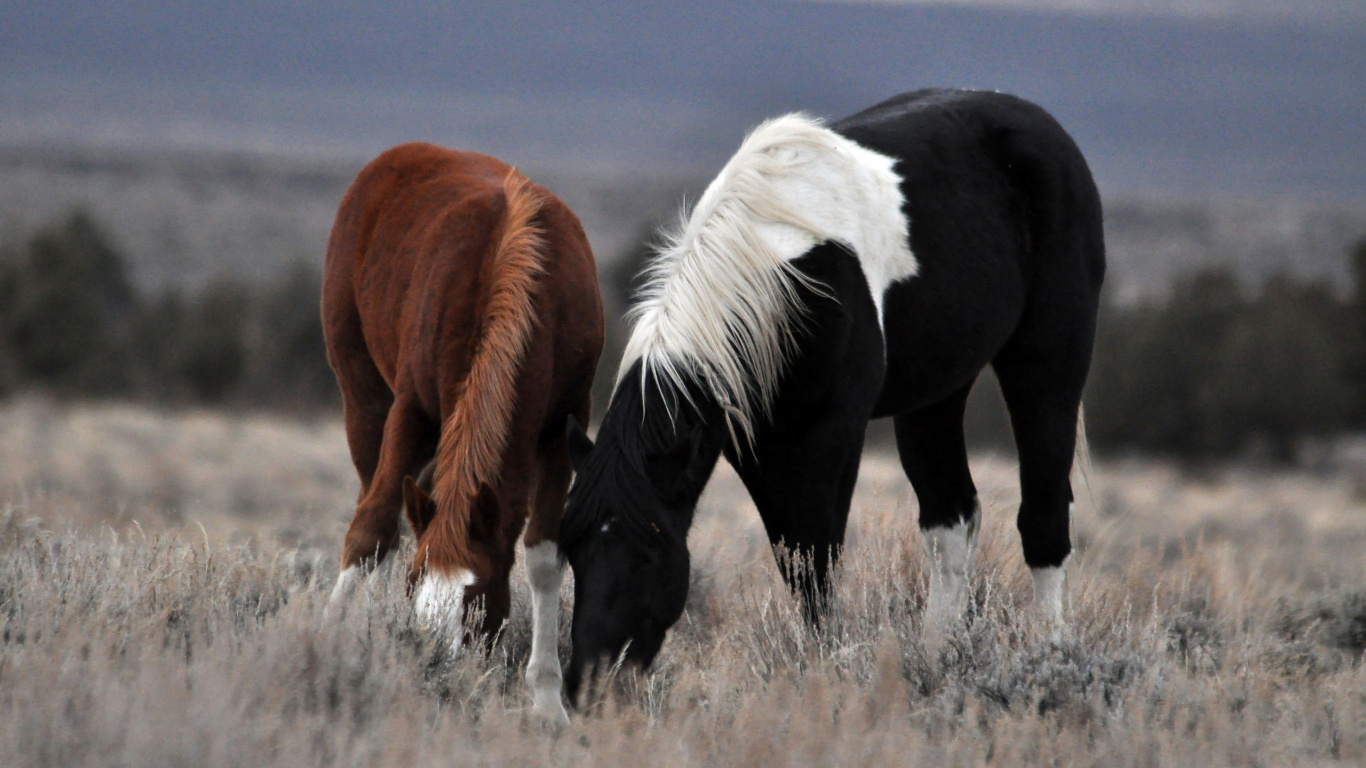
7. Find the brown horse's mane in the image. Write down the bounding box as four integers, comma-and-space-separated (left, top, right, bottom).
428, 171, 546, 570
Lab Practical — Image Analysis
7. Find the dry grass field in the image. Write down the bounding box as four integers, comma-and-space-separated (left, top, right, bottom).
1, 399, 1364, 766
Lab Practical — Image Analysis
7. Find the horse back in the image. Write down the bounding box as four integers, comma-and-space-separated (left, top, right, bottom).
833, 90, 1106, 414
322, 142, 601, 427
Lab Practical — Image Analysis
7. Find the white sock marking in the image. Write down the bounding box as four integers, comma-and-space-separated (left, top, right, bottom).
327, 565, 360, 613
1030, 502, 1072, 634
523, 541, 569, 725
923, 513, 978, 633
1031, 560, 1068, 631
1032, 502, 1076, 634
414, 568, 477, 652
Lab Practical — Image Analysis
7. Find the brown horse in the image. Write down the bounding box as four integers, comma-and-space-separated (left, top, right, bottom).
322, 143, 603, 724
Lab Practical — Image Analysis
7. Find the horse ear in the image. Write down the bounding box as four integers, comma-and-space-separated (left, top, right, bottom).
566, 414, 594, 469
403, 475, 436, 537
646, 422, 707, 501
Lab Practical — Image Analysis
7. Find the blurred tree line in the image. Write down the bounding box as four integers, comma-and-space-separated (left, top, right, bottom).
0, 210, 336, 410
2, 209, 1365, 462
1084, 248, 1366, 461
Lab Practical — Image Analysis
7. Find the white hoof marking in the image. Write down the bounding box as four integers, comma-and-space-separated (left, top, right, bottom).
1031, 561, 1068, 629
324, 565, 362, 620
330, 565, 360, 602
923, 514, 978, 635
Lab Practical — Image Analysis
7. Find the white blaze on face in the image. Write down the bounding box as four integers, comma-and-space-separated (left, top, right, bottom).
523, 541, 569, 726
414, 568, 477, 650
923, 514, 978, 634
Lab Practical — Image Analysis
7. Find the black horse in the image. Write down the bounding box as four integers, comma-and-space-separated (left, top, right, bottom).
560, 89, 1105, 702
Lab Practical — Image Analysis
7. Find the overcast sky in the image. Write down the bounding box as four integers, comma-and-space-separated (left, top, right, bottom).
812, 0, 1366, 22
1, 1, 1363, 199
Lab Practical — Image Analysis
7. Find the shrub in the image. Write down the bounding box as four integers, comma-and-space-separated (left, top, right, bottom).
0, 210, 135, 395
127, 289, 190, 399
591, 223, 660, 417
1201, 274, 1354, 459
177, 279, 250, 404
1085, 261, 1359, 461
250, 261, 337, 408
0, 241, 18, 397
1344, 238, 1366, 426
0, 209, 339, 412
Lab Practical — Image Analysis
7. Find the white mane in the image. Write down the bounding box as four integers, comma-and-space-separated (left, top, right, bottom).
619, 113, 915, 443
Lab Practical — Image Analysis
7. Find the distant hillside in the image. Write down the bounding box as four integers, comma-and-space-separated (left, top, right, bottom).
1105, 198, 1366, 300
0, 145, 700, 292
2, 145, 1364, 300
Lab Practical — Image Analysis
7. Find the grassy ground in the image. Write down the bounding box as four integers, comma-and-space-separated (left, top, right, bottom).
1, 399, 1364, 766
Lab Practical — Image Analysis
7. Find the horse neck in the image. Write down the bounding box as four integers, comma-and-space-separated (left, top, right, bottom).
602, 361, 730, 533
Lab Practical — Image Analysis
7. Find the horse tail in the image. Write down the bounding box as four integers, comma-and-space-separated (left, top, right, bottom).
428, 171, 547, 570
1073, 403, 1096, 511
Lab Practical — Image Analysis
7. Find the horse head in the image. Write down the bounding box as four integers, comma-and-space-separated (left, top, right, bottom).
559, 412, 712, 704
403, 477, 513, 648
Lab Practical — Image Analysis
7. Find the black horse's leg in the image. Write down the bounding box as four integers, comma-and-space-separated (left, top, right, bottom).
722, 242, 884, 624
892, 382, 979, 633
726, 416, 867, 625
993, 350, 1089, 627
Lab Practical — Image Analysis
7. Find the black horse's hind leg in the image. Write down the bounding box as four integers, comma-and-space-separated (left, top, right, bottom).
726, 417, 866, 625
893, 382, 980, 632
993, 342, 1090, 625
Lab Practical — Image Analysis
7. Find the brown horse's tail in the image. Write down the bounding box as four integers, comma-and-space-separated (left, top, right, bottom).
427, 171, 547, 572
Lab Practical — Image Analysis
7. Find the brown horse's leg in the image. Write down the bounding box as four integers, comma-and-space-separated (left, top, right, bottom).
522, 431, 573, 724
328, 306, 394, 497
332, 391, 435, 602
